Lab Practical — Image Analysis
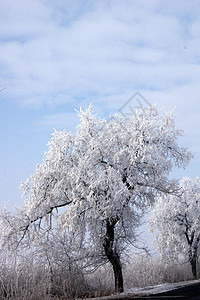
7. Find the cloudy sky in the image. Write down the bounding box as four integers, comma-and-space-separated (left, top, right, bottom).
1, 0, 200, 222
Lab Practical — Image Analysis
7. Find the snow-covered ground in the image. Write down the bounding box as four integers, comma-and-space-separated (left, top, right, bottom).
80, 279, 200, 299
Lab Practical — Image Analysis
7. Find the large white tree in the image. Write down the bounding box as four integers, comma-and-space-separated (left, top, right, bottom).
0, 106, 191, 292
149, 177, 200, 279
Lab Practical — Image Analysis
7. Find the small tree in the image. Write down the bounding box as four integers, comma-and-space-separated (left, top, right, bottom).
149, 177, 200, 279
0, 106, 191, 293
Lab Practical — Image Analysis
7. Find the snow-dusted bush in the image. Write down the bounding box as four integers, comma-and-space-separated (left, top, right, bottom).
0, 248, 88, 300
124, 252, 193, 289
0, 251, 51, 299
0, 249, 194, 299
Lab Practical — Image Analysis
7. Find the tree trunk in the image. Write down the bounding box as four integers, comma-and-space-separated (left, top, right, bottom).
103, 220, 124, 293
189, 239, 200, 279
190, 256, 197, 279
189, 246, 198, 279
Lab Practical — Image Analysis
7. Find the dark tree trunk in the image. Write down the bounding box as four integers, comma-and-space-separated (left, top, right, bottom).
189, 238, 200, 279
103, 220, 124, 293
189, 247, 198, 279
186, 234, 200, 279
192, 258, 197, 279
189, 255, 197, 279
189, 251, 199, 279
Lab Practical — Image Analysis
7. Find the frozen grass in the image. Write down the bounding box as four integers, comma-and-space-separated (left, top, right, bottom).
0, 251, 194, 299
124, 252, 193, 288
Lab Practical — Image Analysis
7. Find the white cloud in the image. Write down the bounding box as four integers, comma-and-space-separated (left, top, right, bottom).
0, 0, 53, 39
0, 0, 200, 113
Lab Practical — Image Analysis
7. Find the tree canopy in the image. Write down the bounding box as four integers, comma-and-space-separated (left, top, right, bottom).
0, 106, 192, 292
149, 177, 200, 279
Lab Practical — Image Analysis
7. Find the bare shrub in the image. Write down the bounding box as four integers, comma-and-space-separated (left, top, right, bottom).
85, 264, 114, 298
0, 249, 194, 299
124, 252, 193, 289
0, 249, 88, 300
162, 260, 193, 283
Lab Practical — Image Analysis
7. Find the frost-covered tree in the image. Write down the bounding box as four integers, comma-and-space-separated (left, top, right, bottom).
0, 106, 191, 293
149, 177, 200, 279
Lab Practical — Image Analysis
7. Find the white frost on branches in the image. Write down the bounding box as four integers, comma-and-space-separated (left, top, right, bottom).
0, 106, 192, 261
149, 177, 200, 278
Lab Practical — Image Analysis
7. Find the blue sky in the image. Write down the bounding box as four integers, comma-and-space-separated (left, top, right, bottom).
0, 0, 200, 222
